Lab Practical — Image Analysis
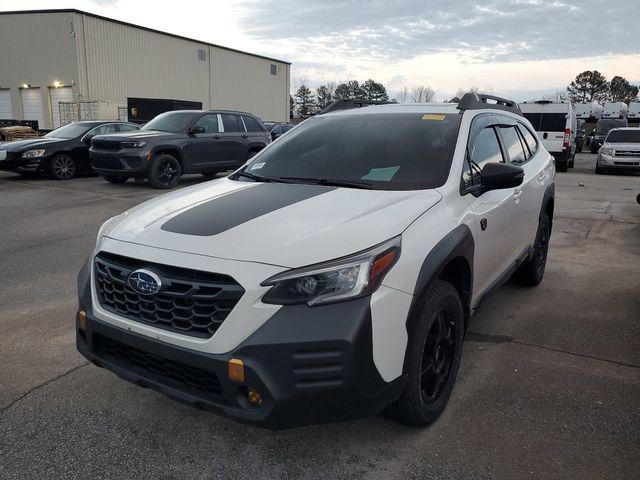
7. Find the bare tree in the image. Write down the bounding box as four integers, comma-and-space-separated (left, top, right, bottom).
396, 86, 410, 103
411, 86, 436, 103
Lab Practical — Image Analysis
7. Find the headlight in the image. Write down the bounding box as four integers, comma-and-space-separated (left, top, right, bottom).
262, 236, 401, 306
120, 141, 146, 148
600, 147, 614, 156
22, 149, 46, 158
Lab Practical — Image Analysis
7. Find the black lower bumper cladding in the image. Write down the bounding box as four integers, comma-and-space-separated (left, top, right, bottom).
76, 258, 404, 429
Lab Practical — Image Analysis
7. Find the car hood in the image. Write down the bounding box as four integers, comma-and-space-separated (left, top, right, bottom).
104, 178, 442, 268
1, 137, 63, 151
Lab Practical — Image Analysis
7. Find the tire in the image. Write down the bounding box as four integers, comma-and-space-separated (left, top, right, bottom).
590, 145, 598, 154
388, 280, 464, 427
595, 164, 603, 175
48, 153, 76, 180
513, 213, 551, 286
103, 175, 128, 184
556, 160, 568, 173
568, 154, 575, 168
148, 153, 181, 189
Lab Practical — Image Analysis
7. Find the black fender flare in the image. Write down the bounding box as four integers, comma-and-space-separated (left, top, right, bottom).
540, 182, 555, 232
402, 224, 475, 371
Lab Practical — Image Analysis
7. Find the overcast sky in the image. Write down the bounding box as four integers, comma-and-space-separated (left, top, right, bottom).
2, 0, 639, 100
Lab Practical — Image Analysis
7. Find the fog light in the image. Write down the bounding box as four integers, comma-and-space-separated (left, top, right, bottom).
78, 310, 87, 331
247, 387, 263, 405
228, 358, 244, 383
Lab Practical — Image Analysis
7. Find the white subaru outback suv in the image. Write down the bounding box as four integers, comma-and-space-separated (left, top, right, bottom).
76, 93, 555, 429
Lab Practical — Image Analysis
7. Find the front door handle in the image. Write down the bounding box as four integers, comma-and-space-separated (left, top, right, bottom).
213, 135, 221, 139
537, 172, 545, 181
513, 187, 524, 203
241, 134, 248, 138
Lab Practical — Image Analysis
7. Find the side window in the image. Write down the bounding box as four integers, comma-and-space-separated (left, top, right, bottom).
193, 114, 220, 133
221, 114, 242, 133
497, 126, 527, 165
463, 126, 504, 186
271, 125, 282, 135
242, 115, 264, 133
86, 124, 116, 139
117, 123, 139, 132
517, 124, 538, 157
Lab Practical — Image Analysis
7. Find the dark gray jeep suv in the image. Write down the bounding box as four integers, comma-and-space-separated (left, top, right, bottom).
90, 110, 271, 188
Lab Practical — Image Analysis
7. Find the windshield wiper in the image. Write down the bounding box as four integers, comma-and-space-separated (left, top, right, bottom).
234, 170, 283, 183
278, 176, 376, 189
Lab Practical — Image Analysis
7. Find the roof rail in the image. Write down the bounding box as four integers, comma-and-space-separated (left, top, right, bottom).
319, 98, 396, 115
457, 93, 521, 115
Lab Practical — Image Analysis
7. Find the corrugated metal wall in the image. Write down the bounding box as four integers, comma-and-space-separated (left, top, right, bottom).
0, 12, 79, 129
0, 11, 290, 127
210, 47, 290, 122
78, 13, 211, 111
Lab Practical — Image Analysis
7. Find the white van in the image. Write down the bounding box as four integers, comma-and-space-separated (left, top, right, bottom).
575, 102, 603, 121
520, 100, 576, 171
628, 101, 640, 122
602, 102, 628, 119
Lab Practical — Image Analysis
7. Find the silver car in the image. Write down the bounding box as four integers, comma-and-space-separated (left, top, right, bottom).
596, 127, 640, 174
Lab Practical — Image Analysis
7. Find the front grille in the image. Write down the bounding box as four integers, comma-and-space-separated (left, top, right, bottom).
614, 161, 640, 166
94, 252, 244, 338
94, 334, 222, 397
614, 150, 640, 157
93, 157, 124, 170
92, 139, 121, 150
5, 151, 21, 162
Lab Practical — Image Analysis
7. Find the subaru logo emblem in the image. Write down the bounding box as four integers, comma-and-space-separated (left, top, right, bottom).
127, 269, 162, 295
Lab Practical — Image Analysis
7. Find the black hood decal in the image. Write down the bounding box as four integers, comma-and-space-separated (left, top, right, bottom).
161, 183, 336, 236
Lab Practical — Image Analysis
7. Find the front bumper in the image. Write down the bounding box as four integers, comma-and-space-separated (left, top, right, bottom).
0, 152, 48, 172
598, 154, 640, 170
90, 150, 148, 175
76, 258, 404, 429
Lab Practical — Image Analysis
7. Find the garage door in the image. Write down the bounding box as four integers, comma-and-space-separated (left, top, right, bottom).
50, 87, 73, 129
21, 88, 44, 129
0, 89, 13, 119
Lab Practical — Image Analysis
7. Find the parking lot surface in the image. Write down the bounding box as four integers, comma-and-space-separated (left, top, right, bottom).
1, 155, 639, 479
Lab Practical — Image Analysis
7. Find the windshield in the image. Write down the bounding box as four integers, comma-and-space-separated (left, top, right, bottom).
237, 113, 462, 190
606, 130, 640, 143
596, 119, 627, 135
45, 123, 92, 139
141, 111, 196, 133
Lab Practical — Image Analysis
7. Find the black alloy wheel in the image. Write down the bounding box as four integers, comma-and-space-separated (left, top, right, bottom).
420, 311, 457, 405
49, 154, 76, 180
148, 153, 182, 189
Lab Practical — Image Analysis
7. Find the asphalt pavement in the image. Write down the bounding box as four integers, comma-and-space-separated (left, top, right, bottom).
0, 155, 639, 479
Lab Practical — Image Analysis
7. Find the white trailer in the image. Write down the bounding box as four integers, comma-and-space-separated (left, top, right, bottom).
628, 101, 640, 121
575, 102, 603, 120
602, 102, 629, 119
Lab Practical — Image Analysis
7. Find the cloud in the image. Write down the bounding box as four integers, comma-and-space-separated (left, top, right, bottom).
237, 0, 639, 63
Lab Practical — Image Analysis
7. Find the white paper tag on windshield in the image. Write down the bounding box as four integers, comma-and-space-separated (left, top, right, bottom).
250, 162, 265, 170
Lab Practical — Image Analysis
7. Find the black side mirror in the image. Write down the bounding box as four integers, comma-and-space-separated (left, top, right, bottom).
83, 135, 93, 145
188, 125, 205, 135
481, 162, 524, 191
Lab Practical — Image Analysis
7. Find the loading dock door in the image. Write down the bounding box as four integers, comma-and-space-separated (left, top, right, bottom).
50, 87, 73, 129
21, 88, 44, 129
0, 89, 13, 119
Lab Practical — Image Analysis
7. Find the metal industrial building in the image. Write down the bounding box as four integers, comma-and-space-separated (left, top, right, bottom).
0, 9, 291, 129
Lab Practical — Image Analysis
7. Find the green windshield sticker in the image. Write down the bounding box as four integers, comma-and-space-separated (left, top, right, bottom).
361, 166, 400, 181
